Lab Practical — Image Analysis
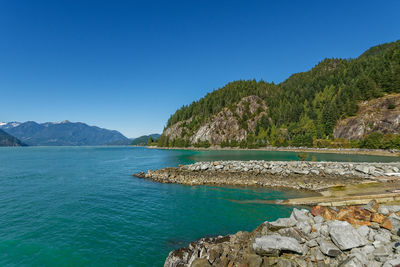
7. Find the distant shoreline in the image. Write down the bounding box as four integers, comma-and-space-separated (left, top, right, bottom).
146, 145, 399, 157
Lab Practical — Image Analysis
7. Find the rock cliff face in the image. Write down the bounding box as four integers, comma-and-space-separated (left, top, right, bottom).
334, 94, 400, 140
164, 202, 400, 267
163, 95, 267, 144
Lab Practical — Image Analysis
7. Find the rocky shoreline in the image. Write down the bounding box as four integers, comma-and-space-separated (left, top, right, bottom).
148, 146, 399, 157
134, 161, 400, 191
165, 201, 400, 267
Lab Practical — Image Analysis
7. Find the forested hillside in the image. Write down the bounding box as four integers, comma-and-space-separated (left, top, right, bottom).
131, 134, 161, 146
159, 40, 400, 149
0, 129, 24, 146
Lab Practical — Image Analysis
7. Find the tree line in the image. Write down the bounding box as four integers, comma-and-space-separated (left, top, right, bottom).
159, 40, 400, 149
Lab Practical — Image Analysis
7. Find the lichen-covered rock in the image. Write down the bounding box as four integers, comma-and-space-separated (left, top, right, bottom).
190, 258, 211, 267
244, 254, 262, 267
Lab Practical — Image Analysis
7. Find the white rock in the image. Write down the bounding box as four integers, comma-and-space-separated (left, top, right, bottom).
383, 257, 400, 267
306, 239, 318, 248
379, 206, 390, 215
215, 165, 223, 170
291, 208, 312, 223
356, 225, 370, 238
253, 234, 303, 255
311, 169, 320, 175
373, 245, 391, 261
269, 217, 297, 228
374, 232, 391, 244
361, 244, 375, 254
320, 224, 329, 237
386, 205, 400, 213
296, 221, 312, 235
314, 215, 324, 224
355, 165, 370, 174
328, 221, 367, 250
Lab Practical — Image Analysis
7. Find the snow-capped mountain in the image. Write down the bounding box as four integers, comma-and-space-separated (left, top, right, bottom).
0, 122, 21, 129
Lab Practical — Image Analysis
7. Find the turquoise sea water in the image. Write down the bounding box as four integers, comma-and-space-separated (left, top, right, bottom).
0, 147, 397, 266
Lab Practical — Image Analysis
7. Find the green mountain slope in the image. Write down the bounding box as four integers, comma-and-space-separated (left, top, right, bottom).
0, 129, 25, 146
159, 40, 400, 149
131, 134, 161, 146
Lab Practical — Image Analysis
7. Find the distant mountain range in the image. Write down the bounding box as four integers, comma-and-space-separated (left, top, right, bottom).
0, 129, 25, 146
0, 120, 130, 146
131, 134, 161, 146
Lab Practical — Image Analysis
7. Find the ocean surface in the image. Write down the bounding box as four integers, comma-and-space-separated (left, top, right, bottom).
0, 147, 397, 266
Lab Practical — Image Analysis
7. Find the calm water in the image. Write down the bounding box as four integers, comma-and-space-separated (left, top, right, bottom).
0, 147, 397, 266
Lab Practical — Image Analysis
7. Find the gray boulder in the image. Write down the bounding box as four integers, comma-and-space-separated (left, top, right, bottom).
379, 206, 390, 215
296, 221, 312, 235
306, 239, 318, 248
278, 227, 306, 243
360, 244, 375, 254
355, 165, 370, 174
386, 205, 400, 213
269, 217, 297, 229
291, 208, 312, 223
374, 232, 392, 244
373, 245, 391, 262
388, 213, 400, 234
328, 221, 367, 250
356, 225, 370, 238
317, 238, 341, 257
339, 254, 367, 267
309, 246, 325, 261
314, 215, 325, 224
253, 234, 303, 256
383, 257, 400, 267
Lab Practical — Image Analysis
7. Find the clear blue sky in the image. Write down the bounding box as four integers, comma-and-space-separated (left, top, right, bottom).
0, 0, 399, 138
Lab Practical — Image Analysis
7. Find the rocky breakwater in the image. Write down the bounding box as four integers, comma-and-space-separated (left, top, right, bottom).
165, 200, 400, 267
134, 161, 400, 191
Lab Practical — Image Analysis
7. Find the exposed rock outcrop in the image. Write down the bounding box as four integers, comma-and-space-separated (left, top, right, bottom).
163, 95, 268, 144
164, 202, 400, 267
334, 94, 400, 140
